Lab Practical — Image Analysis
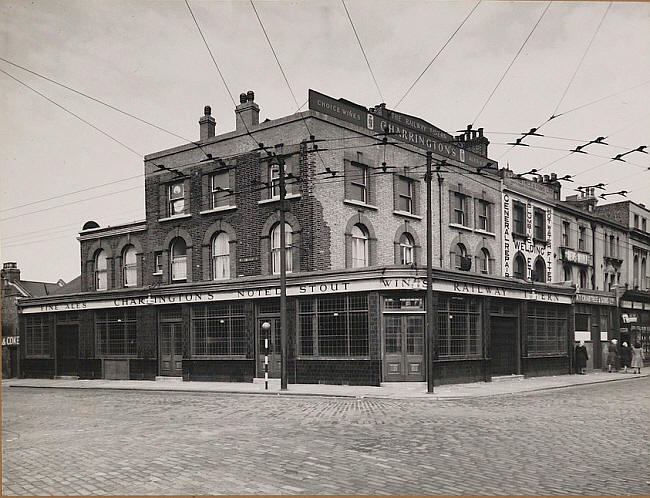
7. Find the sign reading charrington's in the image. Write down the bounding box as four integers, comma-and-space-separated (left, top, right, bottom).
308, 89, 491, 168
21, 275, 572, 313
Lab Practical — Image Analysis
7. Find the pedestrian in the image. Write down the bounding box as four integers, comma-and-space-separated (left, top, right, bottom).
630, 342, 644, 374
574, 340, 588, 374
620, 342, 632, 373
607, 339, 619, 373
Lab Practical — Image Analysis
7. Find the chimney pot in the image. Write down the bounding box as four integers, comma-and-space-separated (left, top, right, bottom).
247, 90, 255, 102
1, 261, 20, 284
543, 174, 550, 183
204, 106, 211, 116
235, 90, 260, 132
199, 105, 216, 142
240, 93, 247, 104
551, 173, 557, 180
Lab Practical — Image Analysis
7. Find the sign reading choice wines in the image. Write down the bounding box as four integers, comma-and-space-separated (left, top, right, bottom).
308, 89, 492, 169
502, 192, 554, 282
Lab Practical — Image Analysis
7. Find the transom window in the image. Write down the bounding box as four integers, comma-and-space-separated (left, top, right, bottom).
95, 249, 108, 291
399, 232, 414, 265
122, 245, 137, 287
397, 176, 414, 213
170, 237, 187, 281
212, 232, 230, 280
351, 224, 369, 268
349, 162, 368, 203
211, 171, 230, 208
168, 182, 185, 216
271, 223, 293, 275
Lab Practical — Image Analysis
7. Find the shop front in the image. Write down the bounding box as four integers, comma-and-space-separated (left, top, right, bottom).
2, 335, 20, 378
619, 290, 650, 363
573, 290, 617, 371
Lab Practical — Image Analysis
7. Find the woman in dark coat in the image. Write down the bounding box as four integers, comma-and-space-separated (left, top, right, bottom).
575, 341, 588, 374
607, 339, 619, 372
620, 342, 632, 373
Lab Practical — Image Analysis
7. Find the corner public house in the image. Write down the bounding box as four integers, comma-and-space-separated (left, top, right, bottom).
18, 90, 576, 386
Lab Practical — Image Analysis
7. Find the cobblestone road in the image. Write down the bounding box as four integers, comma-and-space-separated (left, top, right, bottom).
2, 378, 648, 495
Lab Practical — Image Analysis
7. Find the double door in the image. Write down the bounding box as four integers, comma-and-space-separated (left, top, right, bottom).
159, 322, 183, 377
383, 314, 424, 381
257, 318, 282, 377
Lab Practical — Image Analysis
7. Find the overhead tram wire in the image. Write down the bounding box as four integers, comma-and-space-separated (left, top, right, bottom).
340, 0, 385, 103
394, 0, 481, 109
471, 1, 551, 126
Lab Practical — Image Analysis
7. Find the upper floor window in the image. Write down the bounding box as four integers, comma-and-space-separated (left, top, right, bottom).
513, 202, 525, 236
452, 192, 467, 226
533, 208, 545, 241
399, 233, 414, 265
211, 171, 230, 208
532, 257, 546, 283
351, 224, 369, 268
453, 243, 470, 271
633, 255, 639, 288
579, 269, 588, 289
154, 251, 163, 274
634, 214, 639, 228
122, 245, 137, 287
562, 221, 570, 247
578, 226, 586, 251
271, 223, 293, 275
168, 182, 185, 216
479, 248, 491, 275
563, 265, 572, 282
269, 163, 281, 199
396, 176, 414, 213
349, 162, 368, 203
513, 253, 526, 280
170, 237, 187, 282
477, 200, 492, 232
212, 232, 230, 280
643, 218, 647, 232
95, 249, 108, 291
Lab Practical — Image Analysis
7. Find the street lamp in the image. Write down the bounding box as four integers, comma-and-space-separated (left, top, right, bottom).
261, 321, 271, 390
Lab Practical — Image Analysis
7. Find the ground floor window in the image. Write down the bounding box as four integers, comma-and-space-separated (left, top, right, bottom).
25, 314, 51, 358
298, 294, 369, 357
575, 305, 590, 332
526, 303, 568, 356
437, 295, 482, 358
96, 309, 137, 356
191, 302, 247, 357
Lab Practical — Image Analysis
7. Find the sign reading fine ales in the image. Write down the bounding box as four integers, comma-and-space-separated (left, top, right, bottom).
308, 89, 492, 168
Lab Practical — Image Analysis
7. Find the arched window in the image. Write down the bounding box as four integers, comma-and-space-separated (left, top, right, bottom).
212, 232, 230, 280
271, 223, 292, 275
532, 257, 546, 283
399, 233, 414, 265
351, 224, 369, 268
513, 253, 526, 280
563, 265, 572, 283
579, 269, 588, 289
633, 255, 639, 288
122, 245, 137, 287
479, 248, 491, 275
170, 237, 187, 281
641, 258, 647, 290
453, 243, 469, 270
95, 249, 108, 291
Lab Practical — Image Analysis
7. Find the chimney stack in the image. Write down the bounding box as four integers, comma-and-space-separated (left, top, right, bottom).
235, 90, 260, 133
1, 262, 20, 284
199, 105, 216, 142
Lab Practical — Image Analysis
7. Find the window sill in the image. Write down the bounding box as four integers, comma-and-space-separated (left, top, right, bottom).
449, 223, 472, 232
258, 193, 301, 205
392, 210, 422, 220
200, 205, 237, 215
158, 213, 191, 222
512, 232, 527, 240
475, 229, 496, 237
152, 272, 162, 276
533, 237, 549, 246
343, 199, 378, 210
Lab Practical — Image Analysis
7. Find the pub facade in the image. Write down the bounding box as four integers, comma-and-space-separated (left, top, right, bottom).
17, 89, 576, 385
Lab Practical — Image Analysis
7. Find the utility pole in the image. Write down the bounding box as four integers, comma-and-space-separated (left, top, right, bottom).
276, 145, 289, 391
425, 151, 434, 394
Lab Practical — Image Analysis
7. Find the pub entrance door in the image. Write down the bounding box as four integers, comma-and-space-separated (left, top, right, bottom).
56, 324, 79, 376
383, 314, 425, 381
257, 318, 281, 378
490, 316, 519, 376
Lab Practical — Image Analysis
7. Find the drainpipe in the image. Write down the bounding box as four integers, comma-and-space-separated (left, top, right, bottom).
438, 175, 444, 267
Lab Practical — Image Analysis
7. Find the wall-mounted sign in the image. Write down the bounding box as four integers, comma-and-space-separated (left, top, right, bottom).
308, 89, 492, 168
621, 313, 638, 324
563, 248, 592, 266
575, 293, 616, 306
2, 336, 19, 346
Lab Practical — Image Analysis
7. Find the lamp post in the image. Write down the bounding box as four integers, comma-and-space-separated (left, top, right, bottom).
425, 151, 435, 393
261, 321, 271, 390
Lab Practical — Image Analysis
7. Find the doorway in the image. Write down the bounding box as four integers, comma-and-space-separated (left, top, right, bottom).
159, 321, 183, 377
56, 324, 79, 376
383, 314, 425, 381
257, 318, 281, 378
490, 316, 519, 376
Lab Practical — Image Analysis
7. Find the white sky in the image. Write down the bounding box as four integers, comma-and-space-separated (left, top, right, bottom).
1, 0, 649, 282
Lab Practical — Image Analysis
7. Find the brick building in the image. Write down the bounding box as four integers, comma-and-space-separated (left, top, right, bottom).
17, 89, 577, 385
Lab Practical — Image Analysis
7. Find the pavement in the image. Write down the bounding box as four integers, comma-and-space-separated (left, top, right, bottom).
3, 369, 647, 399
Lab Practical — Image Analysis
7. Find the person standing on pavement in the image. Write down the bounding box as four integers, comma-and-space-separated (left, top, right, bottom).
630, 342, 644, 374
620, 342, 632, 373
607, 339, 619, 372
574, 341, 588, 374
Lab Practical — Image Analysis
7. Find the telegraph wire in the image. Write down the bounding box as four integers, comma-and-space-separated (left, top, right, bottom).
394, 0, 481, 109
340, 0, 385, 103
471, 1, 551, 126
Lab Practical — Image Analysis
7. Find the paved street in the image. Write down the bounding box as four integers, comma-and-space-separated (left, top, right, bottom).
2, 378, 648, 495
